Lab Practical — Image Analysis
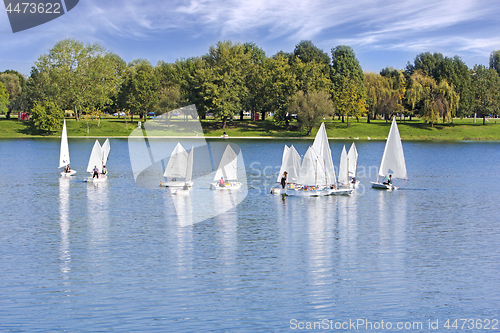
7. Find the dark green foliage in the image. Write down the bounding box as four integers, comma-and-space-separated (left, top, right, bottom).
30, 99, 63, 133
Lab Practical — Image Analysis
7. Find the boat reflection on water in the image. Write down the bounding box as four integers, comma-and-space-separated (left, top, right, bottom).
87, 180, 110, 248
58, 177, 71, 279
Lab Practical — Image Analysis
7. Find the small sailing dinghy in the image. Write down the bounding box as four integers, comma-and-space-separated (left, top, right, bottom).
59, 120, 76, 177
337, 145, 350, 187
286, 145, 332, 196
271, 145, 301, 195
371, 118, 408, 190
210, 144, 242, 190
85, 140, 107, 183
285, 123, 353, 196
347, 142, 359, 187
160, 143, 194, 188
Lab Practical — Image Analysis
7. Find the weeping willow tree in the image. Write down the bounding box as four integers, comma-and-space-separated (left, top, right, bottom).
406, 70, 459, 126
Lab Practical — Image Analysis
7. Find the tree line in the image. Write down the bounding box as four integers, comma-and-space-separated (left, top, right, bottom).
1, 39, 500, 133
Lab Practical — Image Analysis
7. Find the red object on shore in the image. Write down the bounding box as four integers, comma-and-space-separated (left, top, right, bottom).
19, 112, 29, 120
253, 112, 259, 121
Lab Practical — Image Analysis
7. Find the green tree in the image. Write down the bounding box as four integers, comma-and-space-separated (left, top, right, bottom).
288, 90, 334, 135
0, 73, 21, 102
197, 41, 250, 128
470, 65, 500, 124
0, 82, 9, 115
364, 72, 392, 121
242, 42, 267, 121
490, 50, 500, 75
406, 53, 472, 118
30, 99, 63, 133
33, 39, 123, 120
262, 54, 298, 126
124, 61, 161, 121
405, 70, 459, 126
330, 45, 367, 126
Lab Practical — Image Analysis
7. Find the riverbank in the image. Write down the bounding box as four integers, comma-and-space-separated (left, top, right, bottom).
1, 115, 500, 140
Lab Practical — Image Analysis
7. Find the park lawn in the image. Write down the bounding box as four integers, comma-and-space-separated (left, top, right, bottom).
1, 115, 499, 140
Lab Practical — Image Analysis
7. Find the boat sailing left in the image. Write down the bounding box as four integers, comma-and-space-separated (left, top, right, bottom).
59, 119, 76, 177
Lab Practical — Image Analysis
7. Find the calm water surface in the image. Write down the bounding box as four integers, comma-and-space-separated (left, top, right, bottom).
0, 138, 499, 332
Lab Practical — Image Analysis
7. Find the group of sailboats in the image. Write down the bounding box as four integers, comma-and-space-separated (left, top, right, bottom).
84, 138, 111, 182
60, 117, 408, 192
160, 142, 242, 193
58, 119, 111, 182
272, 123, 355, 196
272, 118, 408, 195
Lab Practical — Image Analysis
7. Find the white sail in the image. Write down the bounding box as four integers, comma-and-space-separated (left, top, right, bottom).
185, 146, 194, 182
296, 146, 326, 186
214, 145, 239, 181
276, 145, 290, 183
286, 145, 302, 183
378, 118, 407, 180
86, 140, 103, 173
312, 122, 336, 185
347, 142, 358, 178
164, 143, 189, 178
59, 120, 70, 168
338, 145, 349, 185
101, 138, 111, 167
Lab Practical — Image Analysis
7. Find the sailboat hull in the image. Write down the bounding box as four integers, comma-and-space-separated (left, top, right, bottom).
329, 188, 354, 195
160, 181, 194, 188
286, 188, 331, 197
60, 170, 77, 177
210, 182, 242, 190
371, 182, 394, 190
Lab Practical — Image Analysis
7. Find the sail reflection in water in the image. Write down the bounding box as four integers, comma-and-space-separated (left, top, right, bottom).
58, 177, 71, 278
87, 181, 110, 248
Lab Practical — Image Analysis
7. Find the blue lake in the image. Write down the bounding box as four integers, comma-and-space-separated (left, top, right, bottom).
0, 138, 499, 332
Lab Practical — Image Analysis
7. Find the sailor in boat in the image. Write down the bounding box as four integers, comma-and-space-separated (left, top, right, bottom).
350, 177, 357, 185
383, 174, 392, 186
64, 164, 71, 173
182, 183, 189, 191
219, 176, 226, 187
280, 171, 287, 189
92, 165, 99, 179
101, 165, 107, 175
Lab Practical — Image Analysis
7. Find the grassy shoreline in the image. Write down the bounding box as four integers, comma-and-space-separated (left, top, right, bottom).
1, 115, 500, 141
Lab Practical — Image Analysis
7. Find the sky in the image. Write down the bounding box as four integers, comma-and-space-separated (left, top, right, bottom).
1, 0, 499, 76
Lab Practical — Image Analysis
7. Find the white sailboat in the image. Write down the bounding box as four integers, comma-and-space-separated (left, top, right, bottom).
161, 143, 194, 188
85, 140, 107, 182
101, 138, 111, 175
347, 142, 359, 187
371, 118, 408, 190
287, 123, 352, 196
271, 145, 301, 194
338, 145, 349, 187
210, 144, 242, 190
59, 120, 76, 177
286, 145, 331, 196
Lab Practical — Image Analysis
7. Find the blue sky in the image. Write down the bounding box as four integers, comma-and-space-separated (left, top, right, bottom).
1, 0, 499, 76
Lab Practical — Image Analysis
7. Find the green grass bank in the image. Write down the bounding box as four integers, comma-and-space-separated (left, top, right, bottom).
1, 115, 500, 140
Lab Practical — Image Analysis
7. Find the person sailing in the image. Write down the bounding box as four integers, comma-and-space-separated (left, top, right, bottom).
64, 164, 71, 173
93, 165, 99, 179
280, 171, 287, 189
101, 165, 107, 175
219, 176, 226, 187
383, 174, 392, 185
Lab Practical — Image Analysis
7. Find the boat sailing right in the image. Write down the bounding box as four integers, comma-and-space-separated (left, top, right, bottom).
371, 117, 408, 190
